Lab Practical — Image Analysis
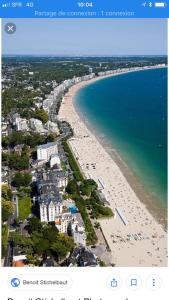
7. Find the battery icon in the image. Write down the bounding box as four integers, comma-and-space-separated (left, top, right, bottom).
154, 2, 166, 7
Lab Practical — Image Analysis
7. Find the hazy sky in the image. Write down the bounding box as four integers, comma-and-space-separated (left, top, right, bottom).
2, 19, 167, 56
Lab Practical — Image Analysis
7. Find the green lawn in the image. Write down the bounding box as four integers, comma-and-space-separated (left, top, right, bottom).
18, 196, 32, 220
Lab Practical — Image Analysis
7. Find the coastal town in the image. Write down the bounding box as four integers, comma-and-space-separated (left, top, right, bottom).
1, 56, 167, 267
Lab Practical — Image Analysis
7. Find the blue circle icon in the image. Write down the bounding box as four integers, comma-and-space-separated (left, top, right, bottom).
11, 278, 20, 287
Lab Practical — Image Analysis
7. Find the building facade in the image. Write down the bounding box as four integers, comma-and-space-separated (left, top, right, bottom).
16, 118, 28, 131
55, 213, 72, 233
29, 118, 46, 133
50, 154, 61, 169
39, 197, 63, 223
71, 213, 86, 246
37, 142, 58, 161
44, 121, 59, 134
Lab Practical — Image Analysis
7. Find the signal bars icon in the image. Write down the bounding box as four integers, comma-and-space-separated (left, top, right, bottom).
2, 3, 8, 7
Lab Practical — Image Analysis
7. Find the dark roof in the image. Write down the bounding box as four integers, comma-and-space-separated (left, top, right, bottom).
38, 193, 62, 204
43, 259, 55, 267
70, 247, 97, 267
71, 247, 82, 260
45, 169, 68, 181
79, 250, 97, 267
38, 181, 58, 195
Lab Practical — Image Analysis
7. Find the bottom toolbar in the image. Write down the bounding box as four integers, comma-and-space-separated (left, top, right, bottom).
1, 267, 168, 300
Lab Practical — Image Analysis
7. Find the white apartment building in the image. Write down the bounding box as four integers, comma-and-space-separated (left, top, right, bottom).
73, 77, 81, 84
37, 142, 58, 162
53, 79, 73, 99
48, 201, 63, 222
56, 171, 68, 189
44, 121, 59, 134
12, 113, 20, 126
33, 96, 43, 109
40, 199, 63, 223
73, 231, 86, 247
40, 202, 48, 222
54, 211, 86, 244
81, 74, 95, 81
2, 130, 8, 137
43, 98, 54, 113
50, 154, 61, 169
16, 118, 29, 132
71, 213, 86, 246
29, 118, 46, 133
55, 213, 72, 233
2, 121, 8, 137
2, 121, 8, 130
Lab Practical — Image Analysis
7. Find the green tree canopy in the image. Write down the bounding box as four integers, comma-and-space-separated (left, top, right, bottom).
12, 172, 32, 188
66, 179, 78, 195
2, 199, 14, 222
51, 234, 74, 261
34, 109, 49, 124
2, 184, 12, 200
29, 217, 43, 233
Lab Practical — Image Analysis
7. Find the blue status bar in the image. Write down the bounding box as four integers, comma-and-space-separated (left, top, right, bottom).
0, 0, 168, 18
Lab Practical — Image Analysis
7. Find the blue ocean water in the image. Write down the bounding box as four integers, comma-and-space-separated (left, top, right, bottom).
75, 68, 167, 207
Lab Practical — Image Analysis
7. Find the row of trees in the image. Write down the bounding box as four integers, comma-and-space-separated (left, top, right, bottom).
66, 177, 113, 243
63, 140, 113, 244
75, 196, 98, 245
2, 131, 56, 149
2, 185, 13, 257
62, 140, 83, 181
66, 180, 98, 245
2, 185, 13, 222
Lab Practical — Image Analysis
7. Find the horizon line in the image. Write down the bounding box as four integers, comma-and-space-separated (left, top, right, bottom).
2, 54, 167, 58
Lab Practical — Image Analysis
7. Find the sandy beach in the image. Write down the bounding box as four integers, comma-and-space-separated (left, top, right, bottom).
58, 67, 168, 267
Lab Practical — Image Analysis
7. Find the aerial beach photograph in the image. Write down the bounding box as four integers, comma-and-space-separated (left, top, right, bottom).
1, 19, 168, 267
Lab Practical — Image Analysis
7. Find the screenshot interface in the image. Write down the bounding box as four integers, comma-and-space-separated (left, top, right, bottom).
0, 1, 168, 300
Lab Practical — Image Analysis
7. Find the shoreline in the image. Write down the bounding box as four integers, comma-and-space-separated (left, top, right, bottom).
74, 66, 167, 229
58, 66, 168, 267
74, 103, 167, 230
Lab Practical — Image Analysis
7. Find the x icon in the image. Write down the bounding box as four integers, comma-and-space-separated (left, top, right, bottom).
5, 22, 16, 34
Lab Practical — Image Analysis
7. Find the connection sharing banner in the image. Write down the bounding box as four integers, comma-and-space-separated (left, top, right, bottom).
0, 0, 168, 18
